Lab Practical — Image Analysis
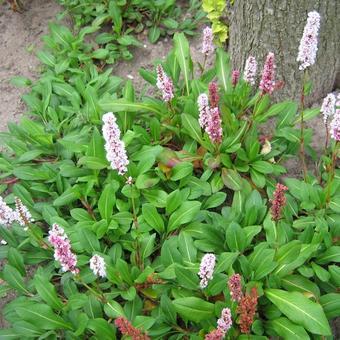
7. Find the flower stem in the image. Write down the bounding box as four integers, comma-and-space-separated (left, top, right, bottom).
76, 276, 106, 303
325, 141, 339, 205
324, 122, 330, 152
130, 186, 143, 271
299, 70, 308, 180
27, 223, 51, 250
201, 54, 207, 75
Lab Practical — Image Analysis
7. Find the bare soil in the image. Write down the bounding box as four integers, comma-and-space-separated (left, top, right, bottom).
0, 0, 64, 131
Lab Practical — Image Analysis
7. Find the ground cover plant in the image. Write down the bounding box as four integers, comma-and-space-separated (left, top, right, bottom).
57, 0, 205, 63
0, 6, 340, 340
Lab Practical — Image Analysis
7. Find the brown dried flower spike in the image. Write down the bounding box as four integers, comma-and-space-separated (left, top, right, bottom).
270, 183, 288, 221
237, 287, 258, 334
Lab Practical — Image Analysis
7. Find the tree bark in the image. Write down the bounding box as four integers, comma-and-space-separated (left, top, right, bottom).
229, 0, 339, 105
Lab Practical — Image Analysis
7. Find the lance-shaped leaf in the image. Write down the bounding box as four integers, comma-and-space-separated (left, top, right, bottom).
265, 289, 331, 335
174, 33, 191, 95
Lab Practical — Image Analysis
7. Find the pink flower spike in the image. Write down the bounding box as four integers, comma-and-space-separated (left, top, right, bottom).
228, 273, 243, 302
115, 317, 150, 340
48, 224, 79, 275
321, 93, 336, 125
270, 183, 288, 221
232, 70, 240, 88
217, 307, 233, 334
259, 52, 276, 95
198, 93, 210, 129
90, 254, 106, 278
330, 111, 340, 141
198, 253, 216, 288
206, 107, 223, 144
205, 328, 225, 340
102, 112, 129, 175
243, 56, 257, 85
0, 196, 17, 227
15, 197, 33, 229
202, 27, 214, 55
156, 64, 174, 102
330, 95, 340, 141
297, 11, 320, 70
208, 82, 219, 108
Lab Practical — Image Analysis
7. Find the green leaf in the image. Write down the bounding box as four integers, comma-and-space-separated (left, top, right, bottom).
167, 201, 201, 232
92, 48, 109, 60
3, 264, 30, 295
98, 183, 116, 221
163, 18, 178, 29
140, 233, 156, 260
316, 246, 340, 264
13, 166, 50, 181
329, 265, 340, 286
104, 300, 126, 318
37, 50, 55, 67
53, 82, 80, 108
320, 293, 340, 319
215, 48, 230, 92
265, 289, 331, 335
148, 26, 161, 43
78, 156, 108, 170
294, 108, 320, 124
136, 174, 159, 189
256, 101, 294, 123
171, 162, 193, 181
7, 248, 25, 276
16, 304, 72, 330
142, 189, 168, 208
276, 102, 298, 128
133, 316, 155, 331
275, 241, 301, 265
222, 168, 242, 191
178, 231, 197, 263
329, 196, 340, 213
266, 317, 309, 340
142, 204, 164, 234
87, 318, 116, 340
251, 161, 273, 174
215, 252, 238, 273
0, 328, 20, 338
174, 32, 191, 95
281, 275, 320, 298
181, 113, 204, 144
34, 274, 63, 310
311, 262, 330, 282
173, 297, 214, 322
109, 1, 122, 34
160, 295, 177, 324
203, 192, 227, 209
11, 76, 32, 87
79, 228, 101, 253
117, 35, 141, 46
55, 59, 70, 75
175, 265, 199, 289
99, 98, 162, 115
53, 187, 80, 207
139, 68, 157, 85
225, 222, 246, 252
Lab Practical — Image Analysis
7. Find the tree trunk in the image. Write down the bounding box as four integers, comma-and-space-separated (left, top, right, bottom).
228, 0, 339, 105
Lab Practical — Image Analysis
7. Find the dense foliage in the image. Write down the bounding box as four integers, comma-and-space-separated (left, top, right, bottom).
0, 3, 339, 340
57, 0, 204, 63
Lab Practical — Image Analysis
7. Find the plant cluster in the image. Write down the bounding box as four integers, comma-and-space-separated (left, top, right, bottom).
0, 7, 339, 340
57, 0, 205, 63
